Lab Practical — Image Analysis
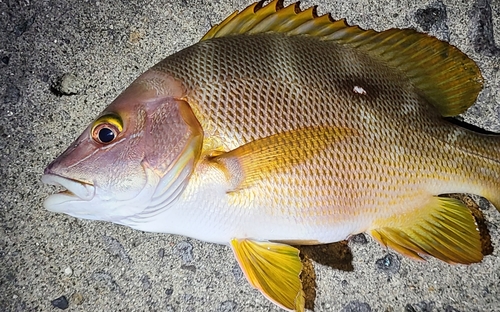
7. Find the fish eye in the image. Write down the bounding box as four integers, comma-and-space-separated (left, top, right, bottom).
91, 113, 123, 145
96, 126, 116, 143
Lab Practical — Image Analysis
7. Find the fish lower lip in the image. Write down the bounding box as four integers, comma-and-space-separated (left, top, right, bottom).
41, 174, 95, 201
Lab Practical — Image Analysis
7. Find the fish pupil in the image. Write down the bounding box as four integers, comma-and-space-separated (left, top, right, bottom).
98, 127, 115, 143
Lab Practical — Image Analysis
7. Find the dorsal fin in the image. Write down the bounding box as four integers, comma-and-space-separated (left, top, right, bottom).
202, 0, 483, 117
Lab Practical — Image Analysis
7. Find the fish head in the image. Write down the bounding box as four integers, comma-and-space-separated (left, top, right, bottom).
42, 71, 203, 224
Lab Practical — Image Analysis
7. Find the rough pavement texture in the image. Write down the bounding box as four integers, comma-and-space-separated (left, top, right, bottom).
1, 0, 499, 311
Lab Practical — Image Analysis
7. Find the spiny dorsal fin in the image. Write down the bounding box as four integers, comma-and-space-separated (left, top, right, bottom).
202, 0, 483, 116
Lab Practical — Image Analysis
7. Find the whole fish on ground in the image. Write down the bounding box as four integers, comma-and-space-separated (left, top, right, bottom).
41, 1, 499, 311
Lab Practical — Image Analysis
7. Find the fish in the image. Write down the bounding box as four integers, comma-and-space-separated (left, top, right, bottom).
41, 0, 500, 311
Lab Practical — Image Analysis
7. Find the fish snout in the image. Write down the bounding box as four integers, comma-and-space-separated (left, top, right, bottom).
41, 174, 95, 201
43, 160, 56, 175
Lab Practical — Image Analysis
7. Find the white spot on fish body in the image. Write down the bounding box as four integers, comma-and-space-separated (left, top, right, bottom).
353, 85, 366, 95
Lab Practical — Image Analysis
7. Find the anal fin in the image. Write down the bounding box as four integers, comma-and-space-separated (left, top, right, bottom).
230, 239, 305, 312
445, 193, 493, 256
369, 196, 483, 264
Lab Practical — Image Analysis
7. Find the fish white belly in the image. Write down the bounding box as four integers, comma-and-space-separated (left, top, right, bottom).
128, 175, 364, 245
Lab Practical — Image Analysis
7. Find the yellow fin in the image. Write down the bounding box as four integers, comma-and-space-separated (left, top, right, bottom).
230, 239, 305, 312
208, 126, 355, 191
446, 194, 494, 256
202, 0, 483, 116
370, 196, 483, 264
328, 27, 483, 116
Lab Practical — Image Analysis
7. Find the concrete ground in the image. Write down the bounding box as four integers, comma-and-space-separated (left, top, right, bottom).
1, 0, 499, 311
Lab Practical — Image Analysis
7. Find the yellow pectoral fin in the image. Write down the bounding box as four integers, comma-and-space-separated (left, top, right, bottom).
370, 196, 483, 264
209, 126, 356, 191
230, 239, 305, 312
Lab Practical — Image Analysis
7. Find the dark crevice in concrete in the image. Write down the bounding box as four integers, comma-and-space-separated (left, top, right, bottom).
470, 0, 500, 56
414, 1, 450, 41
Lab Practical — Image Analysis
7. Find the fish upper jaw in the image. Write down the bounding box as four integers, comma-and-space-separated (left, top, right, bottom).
40, 160, 171, 223
41, 173, 96, 211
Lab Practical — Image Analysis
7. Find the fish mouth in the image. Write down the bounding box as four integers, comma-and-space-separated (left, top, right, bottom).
41, 174, 96, 210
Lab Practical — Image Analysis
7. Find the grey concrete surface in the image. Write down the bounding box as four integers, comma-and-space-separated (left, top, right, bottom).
1, 0, 499, 311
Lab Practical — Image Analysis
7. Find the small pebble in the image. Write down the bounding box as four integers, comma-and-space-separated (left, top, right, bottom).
180, 264, 196, 273
71, 292, 84, 305
1, 55, 9, 65
129, 30, 144, 44
349, 233, 368, 244
413, 301, 435, 312
182, 293, 193, 303
52, 73, 81, 95
102, 235, 131, 263
141, 275, 152, 290
340, 300, 372, 312
64, 267, 73, 276
218, 300, 237, 312
165, 304, 176, 312
165, 288, 174, 296
176, 241, 194, 264
405, 301, 438, 312
231, 264, 243, 281
51, 296, 69, 310
158, 248, 165, 258
375, 253, 400, 275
